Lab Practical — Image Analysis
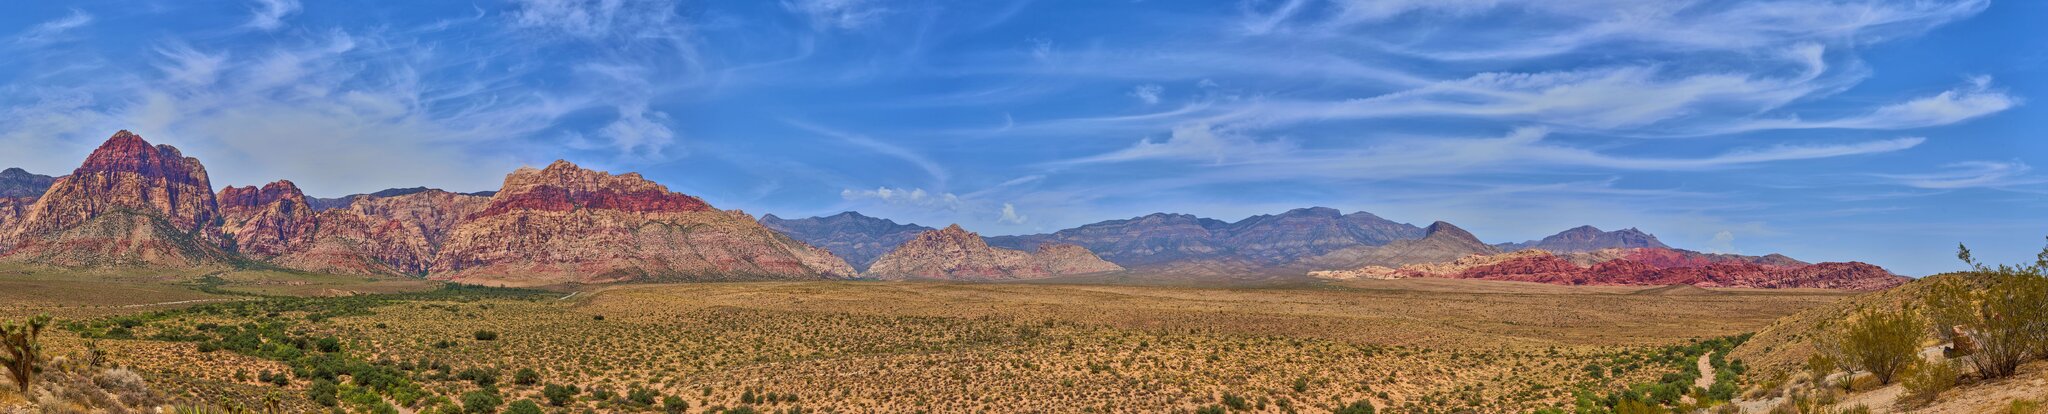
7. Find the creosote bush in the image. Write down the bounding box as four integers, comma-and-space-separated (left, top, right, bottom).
1833, 308, 1924, 385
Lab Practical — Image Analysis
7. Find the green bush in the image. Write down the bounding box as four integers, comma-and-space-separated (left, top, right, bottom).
462, 390, 503, 414
1334, 400, 1376, 414
504, 400, 542, 414
1900, 361, 1960, 406
543, 384, 578, 406
473, 331, 499, 341
1835, 308, 1926, 385
512, 368, 540, 386
663, 395, 689, 413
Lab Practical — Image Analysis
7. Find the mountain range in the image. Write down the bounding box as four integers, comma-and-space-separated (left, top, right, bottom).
0, 130, 1905, 290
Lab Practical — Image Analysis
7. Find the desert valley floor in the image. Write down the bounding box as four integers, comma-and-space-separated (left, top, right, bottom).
0, 266, 1857, 413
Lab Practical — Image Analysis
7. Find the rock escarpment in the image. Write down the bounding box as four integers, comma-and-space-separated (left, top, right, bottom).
431, 160, 855, 286
867, 225, 1122, 280
1, 131, 235, 267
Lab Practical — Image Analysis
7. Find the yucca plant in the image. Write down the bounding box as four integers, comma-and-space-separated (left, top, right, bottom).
1, 313, 54, 394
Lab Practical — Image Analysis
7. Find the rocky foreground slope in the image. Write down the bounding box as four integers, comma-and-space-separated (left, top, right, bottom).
867, 224, 1122, 280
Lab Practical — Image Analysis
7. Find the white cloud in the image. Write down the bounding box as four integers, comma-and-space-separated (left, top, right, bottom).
1060, 126, 1923, 181
998, 203, 1028, 224
1706, 230, 1739, 254
789, 121, 950, 185
244, 0, 302, 31
842, 187, 965, 211
1057, 123, 1295, 166
1709, 77, 2017, 134
14, 9, 93, 46
599, 103, 678, 158
154, 43, 229, 87
511, 0, 686, 39
1239, 46, 1836, 131
1878, 161, 2040, 189
1129, 84, 1164, 105
1260, 0, 1989, 61
782, 0, 889, 30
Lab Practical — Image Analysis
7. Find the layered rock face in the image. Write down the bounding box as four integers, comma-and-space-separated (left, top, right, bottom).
761, 211, 934, 271
1497, 225, 1670, 253
218, 180, 317, 257
431, 160, 855, 286
1313, 246, 1906, 291
867, 224, 1122, 280
1, 131, 233, 266
987, 207, 1427, 274
216, 182, 477, 275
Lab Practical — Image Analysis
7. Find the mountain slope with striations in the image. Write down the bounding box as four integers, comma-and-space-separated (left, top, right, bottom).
987, 207, 1427, 274
0, 131, 236, 267
867, 224, 1121, 280
430, 160, 856, 286
1495, 225, 1670, 253
761, 211, 934, 271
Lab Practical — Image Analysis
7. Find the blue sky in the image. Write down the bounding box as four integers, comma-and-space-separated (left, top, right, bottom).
2, 0, 2043, 275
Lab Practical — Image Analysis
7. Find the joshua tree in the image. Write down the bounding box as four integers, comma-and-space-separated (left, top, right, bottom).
2, 314, 54, 394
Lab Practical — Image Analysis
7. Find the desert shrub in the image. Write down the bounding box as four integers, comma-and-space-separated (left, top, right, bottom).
1834, 308, 1925, 384
1195, 405, 1225, 414
457, 367, 499, 387
1929, 243, 2048, 379
1899, 361, 1959, 406
543, 384, 578, 406
504, 400, 542, 414
473, 331, 499, 341
1334, 399, 1375, 414
664, 395, 689, 413
315, 337, 342, 352
1221, 392, 1248, 410
512, 368, 539, 386
629, 387, 660, 406
308, 379, 340, 406
462, 390, 503, 414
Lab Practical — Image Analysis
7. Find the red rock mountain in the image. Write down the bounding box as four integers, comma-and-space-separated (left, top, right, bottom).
866, 224, 1123, 280
0, 131, 236, 267
218, 180, 317, 257
430, 160, 855, 286
1312, 247, 1905, 291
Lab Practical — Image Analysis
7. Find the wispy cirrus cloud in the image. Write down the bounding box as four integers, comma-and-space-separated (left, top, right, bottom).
782, 0, 890, 30
13, 9, 92, 46
244, 0, 301, 31
1878, 161, 2042, 190
1060, 126, 1924, 179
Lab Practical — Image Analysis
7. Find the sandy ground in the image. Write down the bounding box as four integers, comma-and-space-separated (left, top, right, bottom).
1697, 353, 1717, 391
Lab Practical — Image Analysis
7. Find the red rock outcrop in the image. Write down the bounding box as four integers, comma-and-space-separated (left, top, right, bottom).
866, 224, 1123, 281
1, 131, 233, 266
1313, 246, 1905, 291
431, 160, 855, 286
218, 180, 317, 257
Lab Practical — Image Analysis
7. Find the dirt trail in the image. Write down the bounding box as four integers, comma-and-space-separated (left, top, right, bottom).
118, 298, 242, 308
1696, 352, 1716, 391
